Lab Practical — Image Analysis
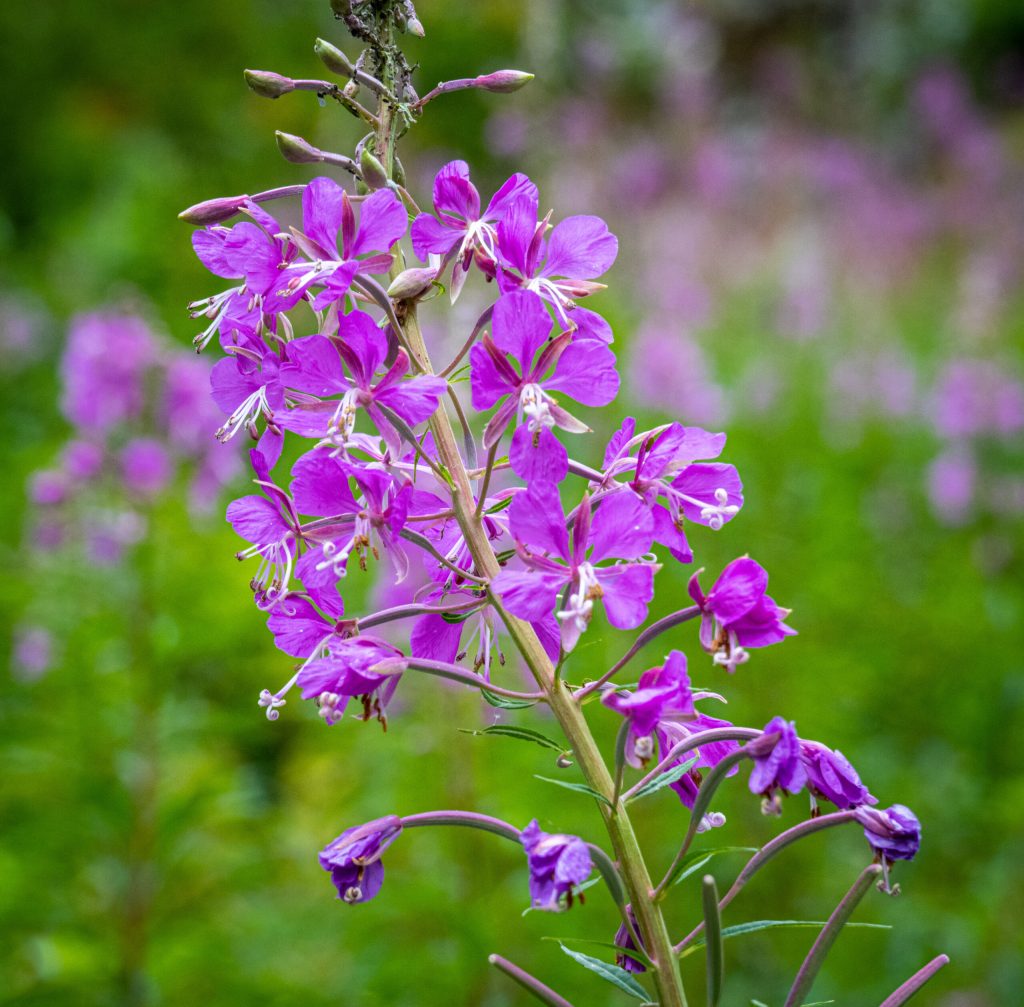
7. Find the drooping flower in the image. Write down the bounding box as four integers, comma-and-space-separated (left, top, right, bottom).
689, 557, 796, 672
493, 482, 657, 652
411, 160, 537, 300
602, 650, 739, 829
319, 815, 403, 904
855, 804, 921, 863
747, 716, 807, 813
613, 906, 647, 974
470, 290, 619, 481
800, 740, 876, 811
520, 819, 592, 912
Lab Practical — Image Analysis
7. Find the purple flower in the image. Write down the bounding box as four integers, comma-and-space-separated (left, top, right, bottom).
189, 202, 295, 349
602, 418, 743, 562
411, 160, 537, 300
226, 450, 302, 604
290, 449, 412, 585
748, 716, 807, 813
60, 312, 157, 433
281, 179, 406, 310
688, 557, 796, 672
209, 343, 285, 465
295, 634, 406, 727
856, 804, 921, 862
279, 314, 446, 455
471, 291, 619, 482
319, 815, 403, 903
520, 819, 592, 912
121, 438, 172, 498
614, 906, 646, 974
800, 741, 876, 810
493, 482, 657, 652
496, 192, 618, 328
62, 440, 105, 482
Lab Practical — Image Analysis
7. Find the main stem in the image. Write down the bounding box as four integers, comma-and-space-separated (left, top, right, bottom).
364, 13, 687, 1004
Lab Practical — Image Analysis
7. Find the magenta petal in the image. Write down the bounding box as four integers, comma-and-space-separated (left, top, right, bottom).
484, 172, 538, 222
530, 612, 563, 661
598, 563, 655, 629
733, 594, 797, 647
281, 335, 348, 396
589, 491, 654, 563
351, 189, 408, 257
496, 193, 539, 276
567, 306, 613, 343
470, 342, 516, 411
603, 417, 636, 467
432, 160, 479, 221
509, 425, 569, 484
267, 596, 332, 658
302, 176, 346, 256
410, 612, 464, 663
290, 451, 358, 517
508, 482, 570, 559
652, 504, 693, 563
226, 495, 290, 545
411, 213, 459, 260
337, 310, 387, 386
210, 356, 260, 414
492, 567, 565, 622
673, 463, 744, 525
376, 376, 447, 426
705, 557, 768, 624
491, 290, 553, 366
543, 215, 618, 279
545, 340, 619, 406
192, 229, 238, 279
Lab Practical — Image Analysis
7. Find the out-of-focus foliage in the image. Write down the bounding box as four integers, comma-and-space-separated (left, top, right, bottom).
1, 1, 1021, 1005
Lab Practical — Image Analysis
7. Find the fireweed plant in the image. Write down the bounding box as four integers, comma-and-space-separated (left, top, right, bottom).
178, 3, 948, 1004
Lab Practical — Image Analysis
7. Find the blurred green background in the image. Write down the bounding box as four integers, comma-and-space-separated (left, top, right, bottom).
2, 1, 1022, 1005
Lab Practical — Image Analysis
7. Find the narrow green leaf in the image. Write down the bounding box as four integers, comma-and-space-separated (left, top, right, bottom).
703, 875, 724, 1007
485, 495, 513, 514
481, 688, 537, 709
672, 847, 759, 886
801, 1001, 837, 1005
459, 725, 564, 751
544, 935, 653, 970
559, 944, 650, 1001
534, 775, 612, 808
440, 610, 475, 624
680, 920, 891, 959
627, 757, 699, 803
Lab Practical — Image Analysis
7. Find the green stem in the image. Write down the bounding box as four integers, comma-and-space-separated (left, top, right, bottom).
366, 11, 687, 1005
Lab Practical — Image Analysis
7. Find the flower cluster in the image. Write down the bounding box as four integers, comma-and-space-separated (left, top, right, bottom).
177, 11, 937, 1002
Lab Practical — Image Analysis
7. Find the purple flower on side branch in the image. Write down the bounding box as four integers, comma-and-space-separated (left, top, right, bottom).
800, 740, 876, 811
689, 557, 795, 672
319, 815, 403, 904
748, 716, 807, 814
856, 804, 921, 863
520, 820, 592, 912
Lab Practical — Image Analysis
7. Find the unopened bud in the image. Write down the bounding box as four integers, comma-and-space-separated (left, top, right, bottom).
314, 37, 354, 77
472, 70, 534, 94
393, 155, 407, 187
342, 80, 360, 99
275, 131, 322, 164
556, 752, 574, 769
407, 16, 425, 37
359, 148, 389, 190
387, 266, 438, 300
244, 69, 296, 99
178, 194, 248, 225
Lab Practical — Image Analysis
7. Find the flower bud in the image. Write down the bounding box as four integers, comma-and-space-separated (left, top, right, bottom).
314, 37, 354, 77
387, 266, 438, 301
177, 194, 248, 225
472, 70, 534, 94
244, 69, 296, 99
407, 16, 425, 37
275, 131, 322, 164
360, 148, 389, 190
